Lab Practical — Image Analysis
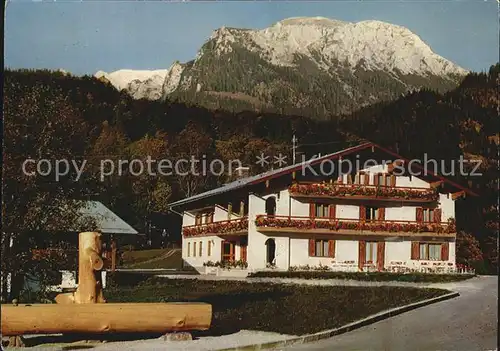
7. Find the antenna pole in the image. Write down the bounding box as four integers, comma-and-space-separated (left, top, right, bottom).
292, 134, 297, 164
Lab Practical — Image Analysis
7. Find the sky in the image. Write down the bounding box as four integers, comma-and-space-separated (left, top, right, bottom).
5, 0, 499, 75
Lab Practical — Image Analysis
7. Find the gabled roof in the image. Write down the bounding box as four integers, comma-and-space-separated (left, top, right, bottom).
168, 142, 476, 209
78, 201, 139, 235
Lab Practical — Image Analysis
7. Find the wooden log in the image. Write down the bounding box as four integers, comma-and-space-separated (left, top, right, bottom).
1, 303, 212, 335
55, 232, 105, 304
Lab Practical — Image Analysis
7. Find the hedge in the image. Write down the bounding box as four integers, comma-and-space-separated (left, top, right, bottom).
247, 271, 476, 282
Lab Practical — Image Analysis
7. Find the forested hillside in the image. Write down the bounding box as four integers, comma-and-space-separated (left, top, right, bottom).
3, 64, 498, 273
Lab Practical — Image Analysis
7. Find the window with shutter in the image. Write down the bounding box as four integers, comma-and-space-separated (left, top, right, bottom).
377, 207, 386, 221
310, 239, 331, 257
314, 203, 329, 218
195, 214, 202, 226
359, 206, 367, 221
416, 208, 424, 223
377, 242, 385, 271
365, 207, 380, 221
364, 173, 370, 185
328, 240, 335, 258
358, 241, 366, 270
411, 242, 420, 259
441, 243, 449, 260
365, 242, 378, 264
434, 209, 442, 223
329, 204, 336, 220
308, 239, 315, 256
309, 203, 316, 218
417, 243, 444, 260
390, 175, 396, 187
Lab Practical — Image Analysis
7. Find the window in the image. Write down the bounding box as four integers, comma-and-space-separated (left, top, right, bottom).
314, 239, 330, 257
193, 242, 197, 257
377, 174, 386, 186
187, 242, 190, 257
366, 207, 379, 221
199, 241, 203, 256
205, 212, 214, 224
355, 173, 368, 184
315, 204, 330, 218
208, 241, 212, 256
195, 214, 202, 226
423, 209, 435, 223
419, 243, 442, 260
354, 173, 361, 184
365, 242, 378, 264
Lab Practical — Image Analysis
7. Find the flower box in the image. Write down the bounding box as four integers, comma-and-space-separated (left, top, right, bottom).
289, 183, 439, 201
183, 218, 248, 237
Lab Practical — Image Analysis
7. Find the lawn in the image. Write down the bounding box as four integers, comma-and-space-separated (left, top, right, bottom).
105, 278, 449, 336
120, 249, 182, 269
248, 271, 476, 283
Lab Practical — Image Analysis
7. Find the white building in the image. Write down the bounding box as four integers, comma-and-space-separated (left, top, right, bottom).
169, 143, 473, 275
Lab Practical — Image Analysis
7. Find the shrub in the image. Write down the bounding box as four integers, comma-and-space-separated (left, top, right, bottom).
106, 271, 151, 288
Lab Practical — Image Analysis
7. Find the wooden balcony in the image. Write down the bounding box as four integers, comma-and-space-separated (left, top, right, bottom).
182, 217, 248, 238
255, 215, 456, 238
289, 183, 439, 203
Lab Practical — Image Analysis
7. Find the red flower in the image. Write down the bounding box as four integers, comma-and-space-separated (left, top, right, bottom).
183, 218, 248, 237
289, 183, 438, 201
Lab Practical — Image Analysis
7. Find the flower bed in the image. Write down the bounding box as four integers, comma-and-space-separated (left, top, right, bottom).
289, 183, 439, 201
183, 218, 248, 237
203, 260, 248, 269
255, 216, 456, 234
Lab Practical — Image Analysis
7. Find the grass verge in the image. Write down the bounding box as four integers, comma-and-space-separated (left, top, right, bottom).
105, 278, 449, 336
120, 249, 182, 269
247, 271, 476, 283
121, 249, 172, 266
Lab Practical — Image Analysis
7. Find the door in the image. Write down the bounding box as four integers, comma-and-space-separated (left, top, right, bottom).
265, 197, 276, 216
265, 238, 276, 265
221, 241, 236, 262
240, 237, 248, 263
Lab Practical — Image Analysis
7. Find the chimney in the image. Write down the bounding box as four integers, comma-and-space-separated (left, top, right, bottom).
235, 166, 250, 179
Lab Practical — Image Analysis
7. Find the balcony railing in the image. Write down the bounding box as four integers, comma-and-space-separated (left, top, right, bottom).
183, 217, 248, 237
255, 215, 456, 237
289, 183, 439, 202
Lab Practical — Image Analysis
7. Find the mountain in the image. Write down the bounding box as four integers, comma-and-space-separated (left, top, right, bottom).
94, 17, 468, 119
95, 69, 170, 100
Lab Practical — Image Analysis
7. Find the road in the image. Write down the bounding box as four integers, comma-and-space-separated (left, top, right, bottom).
278, 276, 498, 351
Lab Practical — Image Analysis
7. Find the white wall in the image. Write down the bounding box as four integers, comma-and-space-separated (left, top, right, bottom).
182, 235, 221, 269
247, 194, 269, 270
